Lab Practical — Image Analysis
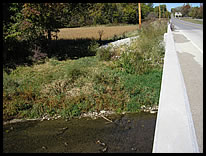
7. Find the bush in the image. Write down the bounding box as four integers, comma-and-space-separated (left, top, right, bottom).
96, 46, 113, 61
87, 40, 99, 55
31, 45, 48, 63
116, 19, 167, 74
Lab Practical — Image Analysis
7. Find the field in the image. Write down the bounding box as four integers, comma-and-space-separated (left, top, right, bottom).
54, 25, 138, 40
48, 25, 139, 60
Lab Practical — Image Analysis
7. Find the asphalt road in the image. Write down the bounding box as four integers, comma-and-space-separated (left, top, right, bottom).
171, 15, 203, 153
171, 15, 203, 52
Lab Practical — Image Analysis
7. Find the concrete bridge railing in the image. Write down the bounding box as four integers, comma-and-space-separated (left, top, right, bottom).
152, 24, 199, 153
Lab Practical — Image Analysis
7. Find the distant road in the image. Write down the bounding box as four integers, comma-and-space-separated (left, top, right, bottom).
171, 15, 203, 53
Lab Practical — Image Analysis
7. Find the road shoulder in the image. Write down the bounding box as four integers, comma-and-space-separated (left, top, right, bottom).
172, 30, 203, 153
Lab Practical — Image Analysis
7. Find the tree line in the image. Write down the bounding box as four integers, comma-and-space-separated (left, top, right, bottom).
171, 3, 203, 18
3, 3, 170, 67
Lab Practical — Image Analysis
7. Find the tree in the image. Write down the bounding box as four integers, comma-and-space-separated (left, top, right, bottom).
181, 3, 191, 17
140, 3, 151, 19
21, 3, 69, 41
3, 3, 24, 62
160, 4, 167, 18
3, 3, 73, 64
188, 7, 199, 18
146, 3, 154, 12
198, 3, 203, 18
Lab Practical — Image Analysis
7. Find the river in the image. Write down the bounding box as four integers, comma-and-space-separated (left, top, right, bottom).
3, 112, 156, 153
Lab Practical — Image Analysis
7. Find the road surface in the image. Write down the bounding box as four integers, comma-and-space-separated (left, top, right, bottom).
171, 15, 203, 153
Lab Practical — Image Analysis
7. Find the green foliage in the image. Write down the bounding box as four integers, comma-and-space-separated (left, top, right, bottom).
115, 19, 167, 75
154, 4, 170, 18
188, 7, 202, 19
88, 40, 100, 55
3, 51, 164, 120
3, 3, 169, 67
97, 46, 113, 61
172, 4, 203, 19
3, 3, 168, 121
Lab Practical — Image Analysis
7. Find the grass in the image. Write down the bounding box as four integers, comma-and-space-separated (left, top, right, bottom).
180, 17, 203, 24
3, 20, 168, 121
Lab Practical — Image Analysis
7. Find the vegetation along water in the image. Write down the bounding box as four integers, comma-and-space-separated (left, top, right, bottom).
3, 3, 168, 153
3, 19, 167, 121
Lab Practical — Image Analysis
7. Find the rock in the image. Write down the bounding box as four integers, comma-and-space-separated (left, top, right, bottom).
131, 147, 137, 151
124, 126, 131, 130
96, 139, 107, 152
96, 140, 101, 144
99, 147, 108, 153
144, 109, 150, 112
96, 140, 106, 146
122, 111, 126, 115
93, 112, 98, 116
57, 127, 68, 135
100, 110, 106, 114
62, 127, 68, 131
102, 147, 108, 152
150, 110, 157, 114
141, 105, 146, 109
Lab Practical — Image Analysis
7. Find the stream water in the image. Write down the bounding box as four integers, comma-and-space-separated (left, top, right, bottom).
3, 112, 156, 153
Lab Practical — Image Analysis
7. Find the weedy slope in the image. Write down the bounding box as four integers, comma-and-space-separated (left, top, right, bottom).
3, 20, 168, 121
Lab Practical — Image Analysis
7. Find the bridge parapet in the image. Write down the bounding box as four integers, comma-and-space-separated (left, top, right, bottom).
152, 24, 199, 153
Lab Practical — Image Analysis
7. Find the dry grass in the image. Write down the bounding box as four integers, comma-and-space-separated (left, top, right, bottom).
54, 25, 138, 40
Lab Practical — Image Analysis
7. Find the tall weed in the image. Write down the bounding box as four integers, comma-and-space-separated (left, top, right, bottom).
116, 19, 167, 74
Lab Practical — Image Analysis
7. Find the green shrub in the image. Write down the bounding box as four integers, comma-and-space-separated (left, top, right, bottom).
115, 19, 167, 74
96, 46, 112, 61
88, 40, 100, 55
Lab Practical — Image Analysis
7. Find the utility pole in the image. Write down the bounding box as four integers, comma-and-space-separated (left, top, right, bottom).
159, 3, 161, 20
138, 3, 141, 30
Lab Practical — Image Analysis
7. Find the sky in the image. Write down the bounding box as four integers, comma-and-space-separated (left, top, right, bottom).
153, 3, 201, 12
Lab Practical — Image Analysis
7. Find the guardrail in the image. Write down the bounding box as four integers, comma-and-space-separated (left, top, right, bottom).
152, 24, 199, 153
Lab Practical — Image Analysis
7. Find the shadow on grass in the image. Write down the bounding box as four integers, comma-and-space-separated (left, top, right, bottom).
3, 37, 119, 73
47, 38, 116, 60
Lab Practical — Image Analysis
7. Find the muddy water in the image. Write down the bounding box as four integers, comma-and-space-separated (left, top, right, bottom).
3, 112, 156, 153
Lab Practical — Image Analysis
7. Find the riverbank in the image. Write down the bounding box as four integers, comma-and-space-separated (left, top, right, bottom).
3, 104, 158, 125
3, 19, 167, 122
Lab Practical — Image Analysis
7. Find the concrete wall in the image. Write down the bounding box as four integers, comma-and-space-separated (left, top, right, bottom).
152, 24, 199, 153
